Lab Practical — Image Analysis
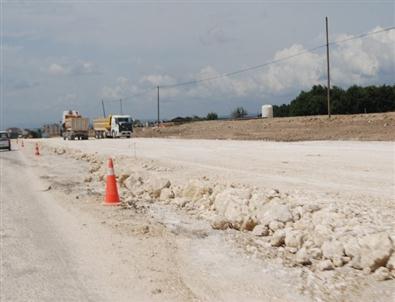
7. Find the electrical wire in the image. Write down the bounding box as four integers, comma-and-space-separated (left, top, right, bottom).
102, 88, 155, 103
103, 25, 394, 106
160, 26, 395, 89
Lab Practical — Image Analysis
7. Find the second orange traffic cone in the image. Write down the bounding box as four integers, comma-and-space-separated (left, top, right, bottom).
104, 158, 120, 206
35, 143, 40, 156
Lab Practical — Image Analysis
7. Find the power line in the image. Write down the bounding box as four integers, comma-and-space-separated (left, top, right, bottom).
101, 88, 156, 113
329, 26, 394, 47
101, 25, 394, 114
161, 26, 395, 89
102, 88, 155, 103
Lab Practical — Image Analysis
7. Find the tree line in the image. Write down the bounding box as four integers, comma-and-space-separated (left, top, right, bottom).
163, 84, 394, 124
273, 84, 395, 117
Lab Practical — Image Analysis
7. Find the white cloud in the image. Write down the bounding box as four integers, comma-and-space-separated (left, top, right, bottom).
101, 74, 180, 100
100, 26, 394, 106
330, 27, 395, 85
48, 63, 67, 75
258, 27, 395, 92
256, 44, 324, 94
185, 65, 257, 98
101, 77, 142, 99
72, 61, 98, 75
140, 74, 177, 86
47, 61, 99, 76
199, 23, 235, 46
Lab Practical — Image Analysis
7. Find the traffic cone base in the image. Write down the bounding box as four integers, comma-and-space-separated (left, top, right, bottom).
35, 143, 40, 156
103, 158, 120, 206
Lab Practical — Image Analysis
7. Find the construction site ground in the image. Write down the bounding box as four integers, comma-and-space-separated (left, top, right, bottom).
1, 136, 394, 302
134, 112, 395, 141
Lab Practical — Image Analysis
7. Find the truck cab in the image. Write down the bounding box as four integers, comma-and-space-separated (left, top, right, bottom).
111, 115, 133, 138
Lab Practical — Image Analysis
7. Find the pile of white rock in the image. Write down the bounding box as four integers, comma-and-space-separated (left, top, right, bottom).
123, 175, 394, 279
60, 149, 394, 280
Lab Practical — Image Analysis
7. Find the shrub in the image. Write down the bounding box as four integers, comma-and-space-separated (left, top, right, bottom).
206, 112, 218, 120
231, 107, 248, 119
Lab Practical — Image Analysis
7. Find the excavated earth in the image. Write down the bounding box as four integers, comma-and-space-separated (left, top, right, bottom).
134, 112, 395, 141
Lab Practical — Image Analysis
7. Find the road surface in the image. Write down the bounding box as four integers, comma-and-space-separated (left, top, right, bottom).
1, 145, 311, 302
0, 148, 153, 301
44, 138, 394, 199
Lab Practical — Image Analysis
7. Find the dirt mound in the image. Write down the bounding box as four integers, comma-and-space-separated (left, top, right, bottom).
134, 112, 395, 141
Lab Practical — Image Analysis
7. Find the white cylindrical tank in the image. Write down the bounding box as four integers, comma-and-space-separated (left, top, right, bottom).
261, 105, 273, 118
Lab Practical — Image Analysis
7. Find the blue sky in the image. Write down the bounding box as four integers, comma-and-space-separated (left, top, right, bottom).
2, 1, 395, 128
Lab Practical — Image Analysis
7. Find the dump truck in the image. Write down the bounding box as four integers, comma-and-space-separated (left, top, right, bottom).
61, 110, 89, 140
93, 115, 133, 138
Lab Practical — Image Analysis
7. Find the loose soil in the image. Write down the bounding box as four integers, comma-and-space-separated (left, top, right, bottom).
134, 112, 395, 141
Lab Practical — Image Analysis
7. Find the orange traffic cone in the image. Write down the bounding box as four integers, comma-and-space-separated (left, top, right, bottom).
35, 143, 40, 156
103, 158, 120, 206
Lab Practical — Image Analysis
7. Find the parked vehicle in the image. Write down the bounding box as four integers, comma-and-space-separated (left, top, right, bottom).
0, 131, 11, 151
93, 115, 133, 138
61, 110, 89, 140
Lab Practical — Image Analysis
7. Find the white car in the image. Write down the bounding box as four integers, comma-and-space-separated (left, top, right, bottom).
0, 131, 11, 151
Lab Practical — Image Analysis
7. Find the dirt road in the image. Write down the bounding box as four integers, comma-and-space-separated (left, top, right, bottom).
35, 137, 394, 301
0, 149, 159, 301
1, 144, 316, 301
43, 138, 394, 200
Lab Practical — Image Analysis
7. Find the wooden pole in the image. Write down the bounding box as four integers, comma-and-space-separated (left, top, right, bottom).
326, 16, 331, 118
157, 86, 160, 126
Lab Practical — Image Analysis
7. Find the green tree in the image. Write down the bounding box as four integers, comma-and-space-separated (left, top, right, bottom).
231, 107, 248, 119
273, 104, 290, 117
206, 112, 218, 120
269, 84, 395, 117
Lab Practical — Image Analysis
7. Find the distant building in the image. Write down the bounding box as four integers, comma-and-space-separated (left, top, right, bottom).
42, 123, 61, 138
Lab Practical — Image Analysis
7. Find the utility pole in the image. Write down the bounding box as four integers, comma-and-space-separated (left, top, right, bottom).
119, 99, 123, 115
101, 99, 106, 117
325, 16, 331, 118
157, 85, 160, 126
